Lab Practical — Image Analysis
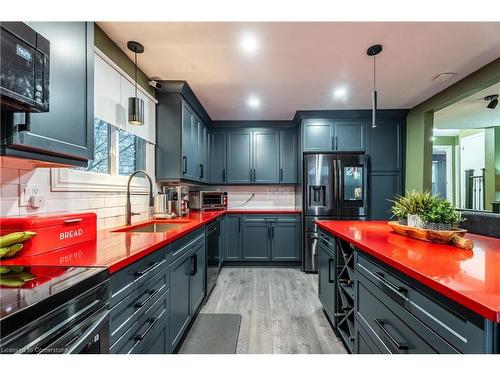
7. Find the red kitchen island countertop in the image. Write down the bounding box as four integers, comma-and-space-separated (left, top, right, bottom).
315, 220, 500, 323
1, 209, 301, 274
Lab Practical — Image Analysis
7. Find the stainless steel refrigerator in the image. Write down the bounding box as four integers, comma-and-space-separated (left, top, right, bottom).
303, 153, 368, 272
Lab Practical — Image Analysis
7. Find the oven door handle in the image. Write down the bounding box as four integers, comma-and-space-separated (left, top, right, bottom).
63, 309, 109, 354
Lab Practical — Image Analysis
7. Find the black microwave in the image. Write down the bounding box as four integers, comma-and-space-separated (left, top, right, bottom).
0, 22, 50, 112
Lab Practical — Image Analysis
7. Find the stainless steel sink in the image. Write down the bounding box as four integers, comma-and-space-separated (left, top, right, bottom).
126, 223, 187, 233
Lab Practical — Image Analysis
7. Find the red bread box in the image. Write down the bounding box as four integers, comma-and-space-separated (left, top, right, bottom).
0, 213, 97, 257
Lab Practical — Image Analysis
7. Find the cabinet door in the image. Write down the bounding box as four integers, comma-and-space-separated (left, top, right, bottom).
169, 253, 191, 349
210, 132, 227, 183
10, 22, 93, 163
202, 124, 210, 182
138, 311, 170, 354
271, 222, 300, 261
279, 130, 297, 183
225, 215, 242, 260
303, 119, 333, 151
334, 121, 365, 151
242, 220, 270, 261
190, 241, 206, 314
318, 243, 336, 322
253, 130, 279, 183
181, 102, 196, 180
227, 131, 252, 183
367, 120, 403, 171
369, 172, 403, 220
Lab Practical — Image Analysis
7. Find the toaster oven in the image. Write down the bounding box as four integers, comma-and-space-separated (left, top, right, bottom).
189, 191, 227, 211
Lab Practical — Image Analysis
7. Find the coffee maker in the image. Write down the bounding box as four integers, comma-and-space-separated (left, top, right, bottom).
166, 186, 189, 216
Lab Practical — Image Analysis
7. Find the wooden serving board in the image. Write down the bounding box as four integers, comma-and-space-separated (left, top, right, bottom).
388, 221, 474, 250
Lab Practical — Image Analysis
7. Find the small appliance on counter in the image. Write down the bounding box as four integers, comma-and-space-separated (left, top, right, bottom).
1, 22, 50, 131
0, 213, 97, 257
189, 191, 228, 211
0, 265, 109, 354
153, 189, 176, 219
165, 186, 189, 216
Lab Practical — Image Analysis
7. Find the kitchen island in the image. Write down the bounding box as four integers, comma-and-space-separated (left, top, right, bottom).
315, 220, 500, 354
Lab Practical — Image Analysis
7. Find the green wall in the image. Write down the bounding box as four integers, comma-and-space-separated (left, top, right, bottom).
405, 58, 500, 192
94, 24, 155, 97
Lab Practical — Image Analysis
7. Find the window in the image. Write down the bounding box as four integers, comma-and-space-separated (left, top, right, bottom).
118, 129, 146, 176
83, 118, 110, 173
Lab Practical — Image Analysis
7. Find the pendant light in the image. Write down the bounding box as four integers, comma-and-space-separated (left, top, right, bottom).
367, 44, 382, 128
127, 41, 145, 126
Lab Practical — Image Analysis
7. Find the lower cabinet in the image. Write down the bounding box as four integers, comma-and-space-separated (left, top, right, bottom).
169, 250, 192, 350
239, 215, 301, 262
317, 239, 336, 323
190, 240, 206, 314
225, 215, 242, 260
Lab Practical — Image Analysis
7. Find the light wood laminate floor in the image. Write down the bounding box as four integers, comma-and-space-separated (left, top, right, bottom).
200, 267, 346, 354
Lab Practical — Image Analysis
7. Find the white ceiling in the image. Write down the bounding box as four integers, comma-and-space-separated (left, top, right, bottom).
98, 22, 500, 120
434, 82, 500, 129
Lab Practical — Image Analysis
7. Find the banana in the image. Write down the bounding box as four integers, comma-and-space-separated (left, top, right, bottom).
0, 266, 9, 274
2, 243, 23, 258
0, 231, 36, 247
0, 278, 26, 288
8, 266, 23, 273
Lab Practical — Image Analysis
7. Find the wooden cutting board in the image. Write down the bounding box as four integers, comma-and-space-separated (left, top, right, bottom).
388, 221, 474, 250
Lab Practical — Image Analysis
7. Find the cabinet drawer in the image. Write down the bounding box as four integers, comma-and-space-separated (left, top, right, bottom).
355, 252, 486, 353
355, 321, 383, 354
242, 214, 299, 222
110, 289, 170, 354
318, 229, 336, 252
356, 271, 456, 353
170, 228, 204, 262
110, 249, 167, 306
110, 267, 169, 343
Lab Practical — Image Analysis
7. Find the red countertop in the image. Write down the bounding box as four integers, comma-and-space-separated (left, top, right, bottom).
316, 220, 500, 323
0, 209, 301, 274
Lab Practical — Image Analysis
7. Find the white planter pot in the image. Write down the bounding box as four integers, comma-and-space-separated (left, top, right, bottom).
407, 214, 424, 228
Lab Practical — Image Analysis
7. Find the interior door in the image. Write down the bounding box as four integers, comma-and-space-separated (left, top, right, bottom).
337, 154, 368, 217
304, 154, 336, 215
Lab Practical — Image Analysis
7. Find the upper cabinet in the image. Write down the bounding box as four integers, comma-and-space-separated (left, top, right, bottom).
222, 128, 297, 184
367, 119, 403, 172
156, 91, 209, 183
1, 22, 94, 166
303, 119, 366, 152
210, 132, 227, 184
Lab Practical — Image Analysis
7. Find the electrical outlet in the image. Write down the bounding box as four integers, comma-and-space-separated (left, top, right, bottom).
29, 195, 45, 208
20, 184, 42, 207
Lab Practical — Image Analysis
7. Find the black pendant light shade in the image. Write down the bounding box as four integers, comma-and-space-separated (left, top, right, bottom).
127, 41, 145, 126
367, 44, 382, 128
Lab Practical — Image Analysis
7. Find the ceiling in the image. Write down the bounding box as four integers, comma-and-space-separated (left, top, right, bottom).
434, 82, 500, 130
98, 22, 500, 120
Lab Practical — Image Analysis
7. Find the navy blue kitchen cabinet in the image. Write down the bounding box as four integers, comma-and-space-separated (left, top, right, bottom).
302, 119, 333, 151
225, 215, 242, 260
1, 22, 94, 166
156, 82, 212, 183
168, 251, 191, 350
181, 102, 197, 181
334, 121, 365, 152
279, 129, 298, 183
226, 130, 253, 183
242, 218, 271, 261
270, 219, 300, 261
210, 132, 227, 183
108, 247, 170, 354
367, 119, 404, 172
236, 215, 301, 263
318, 238, 336, 324
169, 229, 206, 351
189, 239, 206, 314
369, 172, 403, 220
253, 130, 280, 183
302, 119, 365, 152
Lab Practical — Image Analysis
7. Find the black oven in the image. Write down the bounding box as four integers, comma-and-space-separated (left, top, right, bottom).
0, 22, 50, 113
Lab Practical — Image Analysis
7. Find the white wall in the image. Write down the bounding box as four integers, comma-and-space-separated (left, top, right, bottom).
460, 131, 485, 207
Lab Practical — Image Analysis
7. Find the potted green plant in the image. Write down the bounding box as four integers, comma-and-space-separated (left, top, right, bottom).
389, 191, 463, 230
389, 190, 435, 228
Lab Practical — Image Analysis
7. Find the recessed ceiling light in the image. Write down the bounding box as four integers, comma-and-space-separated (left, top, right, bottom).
240, 33, 259, 55
433, 73, 456, 82
247, 95, 261, 109
333, 87, 348, 100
